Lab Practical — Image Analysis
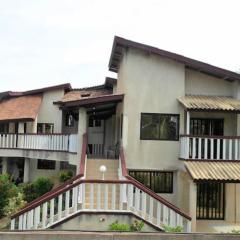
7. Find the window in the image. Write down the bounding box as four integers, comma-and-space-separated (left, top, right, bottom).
0, 123, 8, 133
37, 159, 56, 170
65, 114, 74, 127
140, 113, 179, 140
37, 123, 54, 133
88, 117, 101, 127
129, 170, 173, 193
197, 182, 225, 220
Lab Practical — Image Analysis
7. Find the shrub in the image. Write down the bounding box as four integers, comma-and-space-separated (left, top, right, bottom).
130, 220, 144, 232
3, 192, 26, 216
33, 177, 54, 198
19, 182, 37, 202
20, 177, 54, 203
0, 174, 19, 217
109, 220, 144, 232
230, 229, 240, 234
59, 170, 73, 183
109, 221, 131, 231
163, 225, 183, 233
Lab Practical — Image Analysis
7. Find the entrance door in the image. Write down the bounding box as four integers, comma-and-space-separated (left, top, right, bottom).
87, 117, 104, 157
190, 118, 224, 159
190, 118, 224, 136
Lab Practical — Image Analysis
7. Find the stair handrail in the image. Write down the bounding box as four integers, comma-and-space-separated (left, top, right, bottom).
119, 147, 191, 221
11, 133, 88, 219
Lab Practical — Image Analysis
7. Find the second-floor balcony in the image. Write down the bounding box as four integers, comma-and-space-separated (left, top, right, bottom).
180, 135, 240, 161
0, 133, 78, 153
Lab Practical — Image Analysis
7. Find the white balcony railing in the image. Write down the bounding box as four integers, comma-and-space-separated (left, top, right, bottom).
180, 135, 240, 161
0, 133, 78, 153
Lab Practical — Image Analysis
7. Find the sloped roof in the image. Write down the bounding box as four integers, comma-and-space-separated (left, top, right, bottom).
178, 95, 240, 111
109, 36, 240, 82
61, 88, 112, 103
0, 94, 42, 121
0, 83, 72, 101
185, 161, 240, 182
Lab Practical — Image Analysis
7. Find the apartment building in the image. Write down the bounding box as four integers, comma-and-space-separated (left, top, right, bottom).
5, 36, 240, 233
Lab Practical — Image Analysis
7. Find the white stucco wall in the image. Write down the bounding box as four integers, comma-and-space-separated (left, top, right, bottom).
117, 48, 185, 170
185, 69, 234, 97
37, 89, 65, 133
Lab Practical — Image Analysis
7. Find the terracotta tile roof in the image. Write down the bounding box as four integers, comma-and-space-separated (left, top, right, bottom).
0, 94, 42, 121
185, 161, 240, 181
178, 95, 240, 111
61, 88, 112, 103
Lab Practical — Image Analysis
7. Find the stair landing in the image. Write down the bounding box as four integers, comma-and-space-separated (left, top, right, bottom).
86, 159, 119, 180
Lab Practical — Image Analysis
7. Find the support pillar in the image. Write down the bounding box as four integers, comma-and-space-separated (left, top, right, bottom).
23, 158, 30, 183
77, 108, 87, 173
18, 122, 25, 134
186, 110, 190, 134
32, 116, 38, 133
1, 157, 8, 174
189, 180, 197, 232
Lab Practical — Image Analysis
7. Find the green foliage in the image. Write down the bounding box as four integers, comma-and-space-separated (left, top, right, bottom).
230, 229, 240, 234
109, 220, 144, 232
0, 174, 19, 217
109, 221, 131, 231
59, 170, 73, 183
3, 192, 26, 216
130, 220, 144, 232
33, 177, 54, 198
19, 182, 37, 202
163, 225, 183, 233
19, 177, 53, 203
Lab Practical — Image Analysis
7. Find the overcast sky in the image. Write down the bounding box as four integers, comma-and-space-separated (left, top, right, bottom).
0, 0, 240, 91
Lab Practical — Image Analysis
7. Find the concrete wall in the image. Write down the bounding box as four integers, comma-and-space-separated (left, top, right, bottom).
29, 158, 61, 183
0, 232, 239, 240
37, 89, 65, 133
185, 69, 234, 97
53, 213, 157, 232
117, 48, 185, 171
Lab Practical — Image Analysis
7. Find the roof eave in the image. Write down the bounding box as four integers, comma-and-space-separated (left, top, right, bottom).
109, 36, 240, 82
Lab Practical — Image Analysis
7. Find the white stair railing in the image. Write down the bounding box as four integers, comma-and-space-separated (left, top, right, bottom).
10, 179, 191, 232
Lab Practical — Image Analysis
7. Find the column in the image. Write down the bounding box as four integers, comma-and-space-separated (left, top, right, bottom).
236, 184, 240, 222
189, 180, 197, 232
23, 158, 30, 183
186, 110, 190, 134
77, 108, 87, 173
8, 123, 15, 133
18, 122, 25, 133
1, 157, 8, 174
32, 116, 38, 133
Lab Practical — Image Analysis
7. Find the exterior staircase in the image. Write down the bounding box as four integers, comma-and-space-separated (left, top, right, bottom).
10, 134, 192, 232
86, 159, 119, 180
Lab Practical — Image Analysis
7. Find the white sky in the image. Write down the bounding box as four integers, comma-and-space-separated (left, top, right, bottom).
0, 0, 240, 91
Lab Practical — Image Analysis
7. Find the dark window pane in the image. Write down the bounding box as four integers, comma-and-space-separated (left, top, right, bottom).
129, 170, 173, 193
197, 182, 225, 220
37, 159, 56, 170
140, 113, 179, 140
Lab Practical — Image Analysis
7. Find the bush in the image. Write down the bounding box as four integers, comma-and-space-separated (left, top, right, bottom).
20, 177, 53, 203
163, 225, 183, 233
0, 174, 19, 217
59, 170, 73, 183
19, 182, 37, 202
109, 220, 144, 232
33, 177, 54, 198
3, 192, 26, 216
130, 220, 144, 232
109, 221, 131, 231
